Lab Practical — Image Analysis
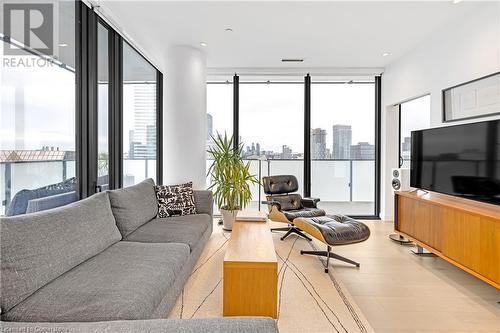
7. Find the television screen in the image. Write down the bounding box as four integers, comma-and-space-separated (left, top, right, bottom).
411, 119, 500, 205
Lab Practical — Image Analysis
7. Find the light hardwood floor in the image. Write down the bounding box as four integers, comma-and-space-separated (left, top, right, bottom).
328, 220, 500, 333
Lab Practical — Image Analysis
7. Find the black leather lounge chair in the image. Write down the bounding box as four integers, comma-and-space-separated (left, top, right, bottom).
262, 175, 326, 241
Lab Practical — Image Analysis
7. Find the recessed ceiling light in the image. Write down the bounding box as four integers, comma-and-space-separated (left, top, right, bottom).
382, 52, 391, 57
200, 42, 207, 47
59, 43, 68, 47
225, 28, 233, 32
452, 0, 463, 4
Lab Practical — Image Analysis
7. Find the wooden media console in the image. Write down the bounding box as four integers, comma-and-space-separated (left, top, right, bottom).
395, 191, 499, 289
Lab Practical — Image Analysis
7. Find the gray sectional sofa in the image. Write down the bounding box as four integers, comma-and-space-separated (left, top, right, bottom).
0, 179, 278, 333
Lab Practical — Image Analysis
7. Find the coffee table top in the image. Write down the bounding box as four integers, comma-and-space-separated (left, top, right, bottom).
224, 219, 277, 264
236, 210, 267, 222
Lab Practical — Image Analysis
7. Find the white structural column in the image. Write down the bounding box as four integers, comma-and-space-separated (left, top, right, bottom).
163, 45, 207, 189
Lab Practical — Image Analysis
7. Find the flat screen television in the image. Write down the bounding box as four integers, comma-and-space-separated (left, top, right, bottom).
411, 119, 500, 205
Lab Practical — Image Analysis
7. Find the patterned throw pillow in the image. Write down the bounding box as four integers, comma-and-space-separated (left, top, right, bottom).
155, 182, 197, 218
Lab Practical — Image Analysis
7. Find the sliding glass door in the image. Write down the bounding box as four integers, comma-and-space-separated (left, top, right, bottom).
206, 81, 233, 213
122, 42, 158, 186
239, 81, 304, 209
0, 1, 76, 216
310, 81, 376, 216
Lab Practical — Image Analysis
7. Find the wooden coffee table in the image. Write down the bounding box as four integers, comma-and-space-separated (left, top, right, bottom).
223, 211, 278, 318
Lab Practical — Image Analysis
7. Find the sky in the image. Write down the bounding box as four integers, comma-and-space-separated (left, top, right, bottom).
0, 51, 76, 151
208, 81, 376, 154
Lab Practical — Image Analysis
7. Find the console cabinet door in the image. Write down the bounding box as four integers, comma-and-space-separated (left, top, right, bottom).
395, 192, 500, 288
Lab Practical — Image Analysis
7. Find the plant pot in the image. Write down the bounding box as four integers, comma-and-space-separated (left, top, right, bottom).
220, 208, 239, 231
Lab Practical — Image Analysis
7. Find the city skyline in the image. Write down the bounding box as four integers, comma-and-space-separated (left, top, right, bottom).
208, 112, 374, 160
125, 84, 157, 159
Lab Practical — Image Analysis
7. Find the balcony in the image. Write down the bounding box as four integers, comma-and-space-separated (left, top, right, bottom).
2, 158, 375, 216
1, 159, 156, 215
206, 158, 376, 216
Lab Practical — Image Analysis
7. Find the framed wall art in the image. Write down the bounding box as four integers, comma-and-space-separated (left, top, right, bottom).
443, 72, 500, 122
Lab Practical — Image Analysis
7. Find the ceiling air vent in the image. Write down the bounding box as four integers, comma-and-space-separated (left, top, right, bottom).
281, 58, 304, 63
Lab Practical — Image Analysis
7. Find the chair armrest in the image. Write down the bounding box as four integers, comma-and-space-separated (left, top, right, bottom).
261, 200, 282, 210
26, 191, 77, 214
194, 190, 214, 217
301, 197, 320, 208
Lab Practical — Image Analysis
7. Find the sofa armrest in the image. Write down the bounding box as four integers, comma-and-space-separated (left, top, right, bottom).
301, 197, 320, 208
261, 200, 282, 210
194, 190, 214, 217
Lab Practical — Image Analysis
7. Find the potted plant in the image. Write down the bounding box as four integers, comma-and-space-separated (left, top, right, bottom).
207, 132, 259, 230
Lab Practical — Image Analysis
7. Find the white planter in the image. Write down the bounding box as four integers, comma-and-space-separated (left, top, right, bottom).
220, 209, 239, 231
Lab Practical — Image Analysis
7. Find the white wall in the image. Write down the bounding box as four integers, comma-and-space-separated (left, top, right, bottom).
163, 46, 207, 189
380, 2, 500, 220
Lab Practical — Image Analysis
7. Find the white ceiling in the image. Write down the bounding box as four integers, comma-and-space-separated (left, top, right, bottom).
100, 1, 487, 73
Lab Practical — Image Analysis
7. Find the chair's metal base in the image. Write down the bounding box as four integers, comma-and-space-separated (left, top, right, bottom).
301, 245, 360, 273
389, 233, 413, 245
271, 225, 312, 241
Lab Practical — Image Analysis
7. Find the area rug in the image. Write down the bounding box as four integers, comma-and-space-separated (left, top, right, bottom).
168, 220, 374, 333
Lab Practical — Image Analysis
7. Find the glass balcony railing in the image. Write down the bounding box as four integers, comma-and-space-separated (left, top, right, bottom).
2, 158, 375, 216
1, 159, 156, 215
207, 158, 375, 216
123, 159, 157, 187
1, 160, 76, 215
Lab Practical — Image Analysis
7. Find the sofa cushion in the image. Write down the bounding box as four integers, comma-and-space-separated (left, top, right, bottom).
107, 178, 158, 237
2, 241, 190, 322
1, 192, 121, 314
124, 214, 212, 251
193, 190, 214, 216
155, 182, 197, 218
1, 317, 279, 333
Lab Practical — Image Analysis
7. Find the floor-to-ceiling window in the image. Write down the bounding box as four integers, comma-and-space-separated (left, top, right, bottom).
206, 81, 233, 213
0, 0, 76, 216
206, 81, 233, 180
399, 94, 431, 168
239, 80, 304, 210
97, 22, 110, 190
122, 42, 158, 186
310, 81, 376, 216
205, 76, 380, 216
0, 2, 163, 216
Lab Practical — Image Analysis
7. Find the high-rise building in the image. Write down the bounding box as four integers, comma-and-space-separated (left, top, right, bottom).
256, 142, 260, 156
350, 142, 375, 160
206, 113, 213, 140
128, 130, 137, 159
146, 125, 156, 158
131, 84, 156, 159
311, 128, 327, 159
332, 125, 352, 159
401, 136, 411, 160
282, 145, 292, 159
